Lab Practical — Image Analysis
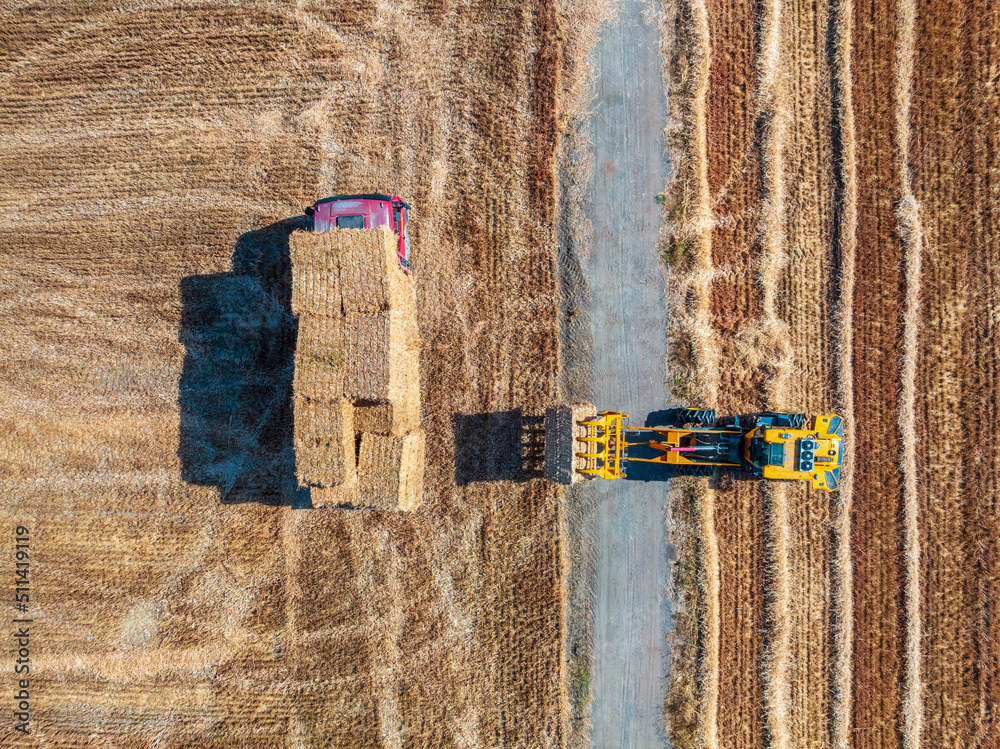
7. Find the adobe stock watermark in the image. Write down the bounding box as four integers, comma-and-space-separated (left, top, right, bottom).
13, 526, 31, 736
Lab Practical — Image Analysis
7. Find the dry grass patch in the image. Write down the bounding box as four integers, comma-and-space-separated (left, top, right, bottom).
0, 0, 570, 742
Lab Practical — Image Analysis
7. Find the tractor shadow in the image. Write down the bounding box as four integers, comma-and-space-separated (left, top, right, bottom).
453, 410, 546, 484
177, 216, 312, 507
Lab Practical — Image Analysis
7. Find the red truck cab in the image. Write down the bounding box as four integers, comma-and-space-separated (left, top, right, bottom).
304, 194, 412, 274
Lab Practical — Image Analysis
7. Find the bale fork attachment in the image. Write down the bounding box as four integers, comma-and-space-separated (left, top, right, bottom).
575, 411, 628, 480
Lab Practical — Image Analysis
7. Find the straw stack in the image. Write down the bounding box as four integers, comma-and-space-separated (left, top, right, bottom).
289, 225, 423, 508
356, 431, 426, 511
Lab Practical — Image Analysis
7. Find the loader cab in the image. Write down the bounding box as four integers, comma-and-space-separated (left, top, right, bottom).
305, 194, 412, 274
741, 413, 844, 491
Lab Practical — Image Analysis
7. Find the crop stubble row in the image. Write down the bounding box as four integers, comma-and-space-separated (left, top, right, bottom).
910, 0, 1000, 743
675, 0, 1000, 744
702, 0, 769, 742
848, 0, 908, 744
775, 0, 840, 742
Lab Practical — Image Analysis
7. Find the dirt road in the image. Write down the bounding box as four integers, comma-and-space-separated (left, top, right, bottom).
583, 1, 676, 746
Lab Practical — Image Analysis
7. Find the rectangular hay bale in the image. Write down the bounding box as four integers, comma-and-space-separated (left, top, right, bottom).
336, 226, 416, 314
352, 392, 420, 437
544, 402, 597, 484
290, 231, 342, 318
293, 314, 345, 402
356, 430, 425, 511
293, 396, 355, 488
343, 309, 420, 403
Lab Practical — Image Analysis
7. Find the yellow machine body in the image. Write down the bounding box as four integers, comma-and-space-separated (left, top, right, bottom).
741, 414, 843, 491
574, 410, 844, 491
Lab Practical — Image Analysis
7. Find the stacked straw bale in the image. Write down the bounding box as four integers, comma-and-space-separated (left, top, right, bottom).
544, 402, 597, 484
337, 226, 416, 313
293, 396, 355, 488
353, 399, 420, 437
344, 310, 420, 403
289, 226, 424, 509
357, 431, 426, 511
290, 232, 342, 318
293, 315, 345, 401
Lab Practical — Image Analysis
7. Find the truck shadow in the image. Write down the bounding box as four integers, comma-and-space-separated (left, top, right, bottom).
177, 216, 312, 507
453, 410, 545, 484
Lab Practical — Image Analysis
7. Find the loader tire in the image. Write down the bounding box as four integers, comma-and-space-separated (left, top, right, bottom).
680, 408, 717, 426
670, 464, 715, 478
748, 411, 807, 430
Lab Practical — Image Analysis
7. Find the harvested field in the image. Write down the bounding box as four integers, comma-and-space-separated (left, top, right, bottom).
665, 0, 1000, 744
0, 0, 577, 744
